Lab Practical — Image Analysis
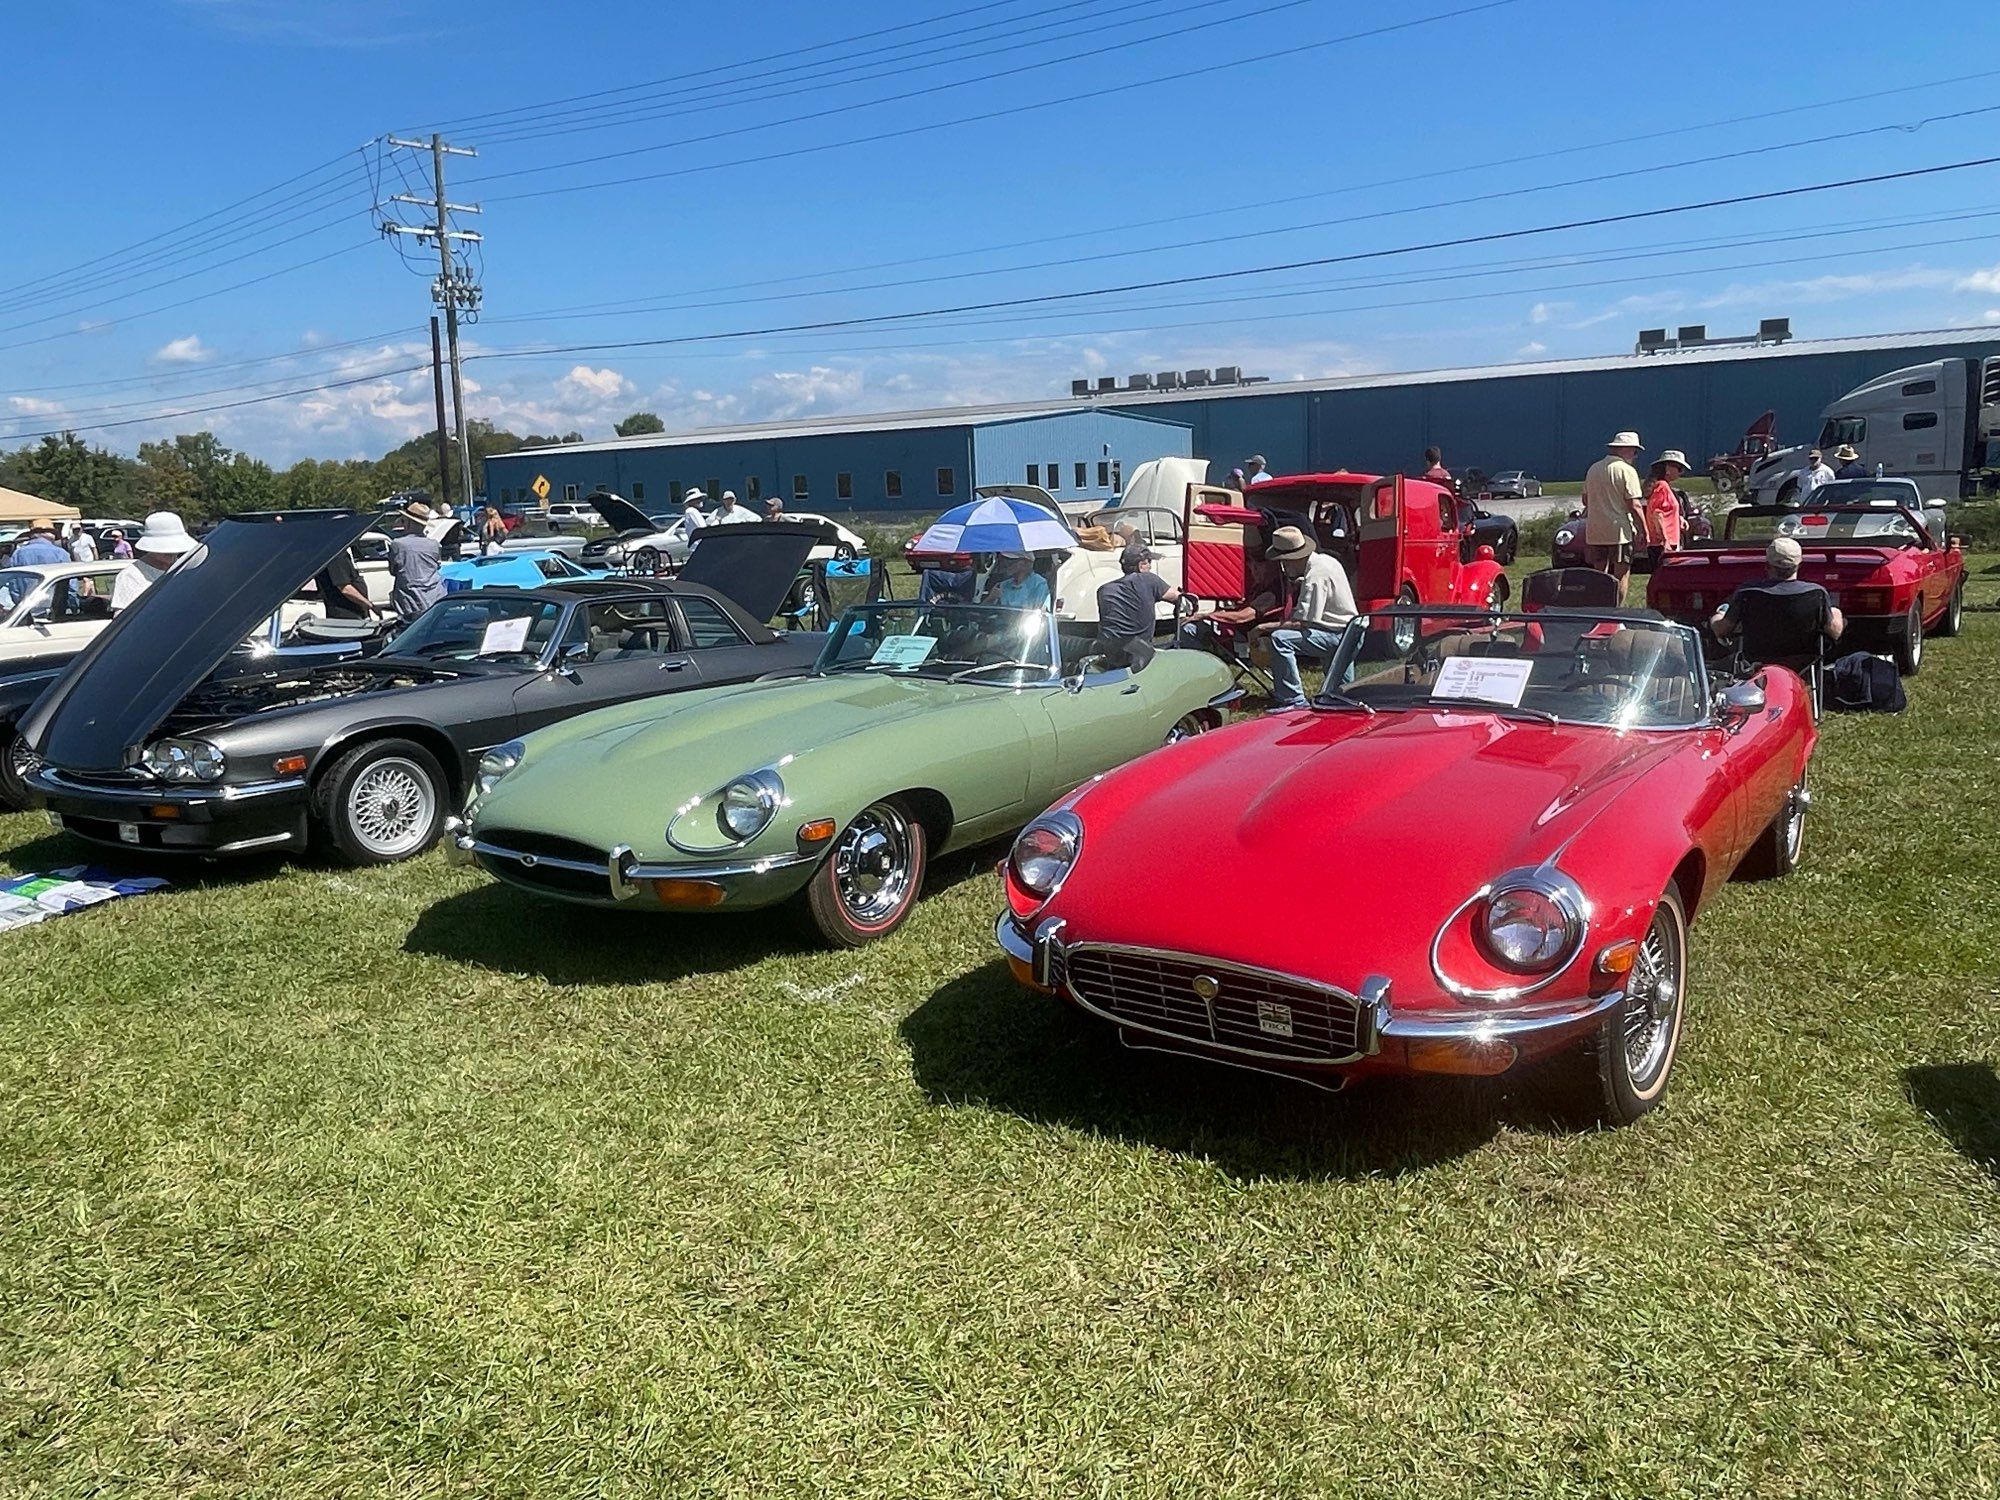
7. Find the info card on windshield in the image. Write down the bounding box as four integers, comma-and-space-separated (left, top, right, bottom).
1433, 654, 1533, 707
871, 634, 939, 669
479, 616, 534, 655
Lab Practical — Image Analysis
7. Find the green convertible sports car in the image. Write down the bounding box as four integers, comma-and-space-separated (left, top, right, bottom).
448, 600, 1237, 944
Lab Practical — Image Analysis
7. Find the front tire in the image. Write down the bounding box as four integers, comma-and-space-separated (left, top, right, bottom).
1741, 766, 1808, 879
1165, 711, 1215, 744
1936, 581, 1963, 638
310, 738, 447, 866
798, 799, 929, 947
1559, 884, 1687, 1127
1893, 601, 1923, 676
632, 546, 662, 573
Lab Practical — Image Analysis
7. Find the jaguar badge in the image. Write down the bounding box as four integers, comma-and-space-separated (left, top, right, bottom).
1191, 973, 1220, 1001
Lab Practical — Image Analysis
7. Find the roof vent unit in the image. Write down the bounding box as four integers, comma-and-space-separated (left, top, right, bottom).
1759, 317, 1793, 344
1636, 328, 1671, 354
1096, 376, 1118, 393
1127, 373, 1154, 391
1070, 379, 1092, 397
1214, 365, 1242, 384
1183, 368, 1211, 388
1155, 370, 1182, 390
1676, 325, 1707, 346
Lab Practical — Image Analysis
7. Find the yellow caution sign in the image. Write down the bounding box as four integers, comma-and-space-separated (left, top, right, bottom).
530, 474, 552, 501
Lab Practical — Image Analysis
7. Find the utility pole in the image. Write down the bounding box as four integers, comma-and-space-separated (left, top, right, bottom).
428, 316, 451, 508
378, 133, 481, 511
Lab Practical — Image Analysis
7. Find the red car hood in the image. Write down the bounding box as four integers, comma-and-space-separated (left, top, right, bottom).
1053, 710, 1681, 990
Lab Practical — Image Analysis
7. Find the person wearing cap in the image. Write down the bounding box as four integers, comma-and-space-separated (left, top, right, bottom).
680, 488, 709, 533
1094, 544, 1182, 671
1710, 536, 1844, 648
1798, 448, 1835, 498
1581, 430, 1649, 603
983, 551, 1051, 611
1644, 450, 1690, 565
106, 527, 133, 560
762, 496, 785, 521
10, 520, 69, 568
1258, 524, 1357, 710
1225, 468, 1247, 494
67, 524, 99, 563
711, 489, 756, 525
387, 500, 445, 620
1833, 443, 1867, 480
1421, 446, 1452, 488
1243, 455, 1273, 487
109, 511, 199, 612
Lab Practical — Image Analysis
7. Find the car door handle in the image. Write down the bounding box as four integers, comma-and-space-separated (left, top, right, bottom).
1121, 681, 1140, 694
659, 658, 688, 671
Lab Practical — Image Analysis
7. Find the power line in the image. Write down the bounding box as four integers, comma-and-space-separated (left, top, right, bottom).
471, 155, 2000, 360
470, 0, 1521, 199
0, 327, 420, 398
0, 361, 434, 442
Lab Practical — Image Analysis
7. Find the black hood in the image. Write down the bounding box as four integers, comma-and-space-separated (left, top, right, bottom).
22, 509, 375, 772
589, 492, 656, 534
676, 520, 832, 624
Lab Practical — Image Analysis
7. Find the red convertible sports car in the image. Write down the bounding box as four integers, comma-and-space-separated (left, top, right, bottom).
996, 604, 1818, 1125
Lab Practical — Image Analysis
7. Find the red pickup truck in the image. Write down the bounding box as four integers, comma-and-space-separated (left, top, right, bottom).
1646, 485, 1965, 675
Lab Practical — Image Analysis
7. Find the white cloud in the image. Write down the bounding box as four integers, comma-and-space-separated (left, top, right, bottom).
1957, 264, 2000, 294
1528, 303, 1555, 325
153, 334, 213, 365
1986, 309, 2000, 324
556, 365, 631, 402
1517, 340, 1548, 357
7, 396, 65, 417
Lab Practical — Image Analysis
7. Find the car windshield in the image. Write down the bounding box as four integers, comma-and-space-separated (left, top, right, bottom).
1728, 508, 1926, 545
1320, 610, 1706, 729
814, 602, 1056, 684
1801, 480, 1921, 509
385, 595, 566, 664
0, 569, 45, 613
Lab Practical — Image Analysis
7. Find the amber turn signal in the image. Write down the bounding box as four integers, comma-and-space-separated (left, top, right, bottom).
148, 805, 182, 821
651, 878, 725, 908
272, 754, 308, 775
798, 818, 837, 844
1594, 940, 1639, 976
1403, 1036, 1518, 1077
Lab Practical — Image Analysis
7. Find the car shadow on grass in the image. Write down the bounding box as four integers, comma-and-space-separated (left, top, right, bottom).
903, 960, 1575, 1183
402, 881, 824, 986
1905, 1062, 2000, 1182
0, 827, 288, 889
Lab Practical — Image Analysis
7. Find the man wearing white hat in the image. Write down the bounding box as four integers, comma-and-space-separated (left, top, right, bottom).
110, 511, 200, 612
1581, 430, 1648, 603
680, 488, 708, 533
710, 489, 756, 525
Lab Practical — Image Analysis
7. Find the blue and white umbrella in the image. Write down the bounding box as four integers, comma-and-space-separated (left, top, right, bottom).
913, 495, 1077, 555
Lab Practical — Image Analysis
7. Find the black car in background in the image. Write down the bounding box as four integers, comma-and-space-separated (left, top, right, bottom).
23, 511, 828, 866
1458, 495, 1520, 564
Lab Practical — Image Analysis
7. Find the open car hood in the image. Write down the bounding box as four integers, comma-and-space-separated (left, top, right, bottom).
22, 509, 375, 771
676, 520, 831, 624
588, 492, 655, 535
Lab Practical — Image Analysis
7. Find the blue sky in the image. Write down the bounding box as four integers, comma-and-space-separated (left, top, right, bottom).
4, 0, 1999, 462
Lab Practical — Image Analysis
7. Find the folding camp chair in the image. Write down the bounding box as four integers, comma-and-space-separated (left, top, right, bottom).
1727, 584, 1832, 718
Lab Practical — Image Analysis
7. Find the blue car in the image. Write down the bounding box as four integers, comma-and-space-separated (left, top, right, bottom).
440, 550, 611, 594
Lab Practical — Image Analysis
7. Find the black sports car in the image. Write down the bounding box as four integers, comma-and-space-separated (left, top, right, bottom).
1458, 496, 1520, 564
23, 510, 827, 864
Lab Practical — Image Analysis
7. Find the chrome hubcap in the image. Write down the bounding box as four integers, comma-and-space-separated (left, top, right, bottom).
1165, 715, 1207, 744
832, 804, 914, 924
1622, 907, 1682, 1086
1784, 777, 1809, 863
347, 756, 435, 857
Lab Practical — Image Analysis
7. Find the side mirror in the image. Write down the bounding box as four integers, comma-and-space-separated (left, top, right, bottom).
1714, 680, 1766, 719
1063, 673, 1086, 695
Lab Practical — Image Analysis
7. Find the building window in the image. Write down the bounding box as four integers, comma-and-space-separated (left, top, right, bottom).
746, 476, 761, 502
563, 483, 578, 503
937, 467, 956, 495
793, 473, 809, 500
884, 470, 902, 499
706, 478, 721, 502
631, 481, 645, 503
1098, 461, 1110, 487
1904, 411, 1939, 430
670, 480, 684, 504
1047, 461, 1061, 490
1075, 462, 1088, 489
1111, 459, 1122, 491
837, 472, 854, 500
1025, 464, 1039, 486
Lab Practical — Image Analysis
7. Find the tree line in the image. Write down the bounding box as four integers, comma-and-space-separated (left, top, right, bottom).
0, 411, 670, 519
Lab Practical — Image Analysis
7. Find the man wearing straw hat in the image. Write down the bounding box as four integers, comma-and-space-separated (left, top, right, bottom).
1581, 430, 1649, 604
109, 512, 200, 612
1258, 524, 1357, 711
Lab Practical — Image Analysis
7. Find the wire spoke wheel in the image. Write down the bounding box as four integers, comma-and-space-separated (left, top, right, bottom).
831, 803, 916, 927
1164, 713, 1210, 745
345, 756, 436, 859
1621, 905, 1684, 1092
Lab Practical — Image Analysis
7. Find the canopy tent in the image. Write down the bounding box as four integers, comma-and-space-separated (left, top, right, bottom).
0, 486, 80, 523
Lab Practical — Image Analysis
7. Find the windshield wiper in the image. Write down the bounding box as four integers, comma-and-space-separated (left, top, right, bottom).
1308, 690, 1376, 715
947, 659, 1047, 683
1426, 694, 1561, 726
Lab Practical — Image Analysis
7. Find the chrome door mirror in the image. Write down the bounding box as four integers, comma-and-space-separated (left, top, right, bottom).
1714, 680, 1766, 721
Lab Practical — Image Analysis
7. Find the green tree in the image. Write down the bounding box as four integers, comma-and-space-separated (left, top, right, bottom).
16, 432, 139, 515
134, 432, 277, 518
281, 458, 377, 512
614, 411, 665, 437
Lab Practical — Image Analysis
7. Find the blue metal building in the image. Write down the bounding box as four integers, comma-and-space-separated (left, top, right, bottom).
485, 326, 2000, 514
482, 407, 1191, 515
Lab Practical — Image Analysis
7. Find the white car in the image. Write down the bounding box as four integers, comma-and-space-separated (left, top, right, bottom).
780, 512, 869, 560
544, 501, 604, 532
0, 560, 137, 667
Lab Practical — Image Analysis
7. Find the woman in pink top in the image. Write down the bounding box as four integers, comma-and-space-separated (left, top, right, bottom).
1644, 450, 1688, 566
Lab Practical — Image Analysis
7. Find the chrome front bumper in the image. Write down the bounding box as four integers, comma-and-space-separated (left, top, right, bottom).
997, 913, 1625, 1050
446, 817, 820, 905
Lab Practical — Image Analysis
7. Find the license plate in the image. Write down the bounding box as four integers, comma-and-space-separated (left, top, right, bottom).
1256, 1001, 1294, 1038
118, 823, 140, 844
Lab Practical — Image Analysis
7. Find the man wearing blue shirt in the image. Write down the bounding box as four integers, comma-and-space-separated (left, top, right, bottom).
10, 521, 70, 567
984, 551, 1051, 610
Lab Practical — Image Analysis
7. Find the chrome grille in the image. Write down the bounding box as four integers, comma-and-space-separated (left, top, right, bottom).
1063, 945, 1366, 1062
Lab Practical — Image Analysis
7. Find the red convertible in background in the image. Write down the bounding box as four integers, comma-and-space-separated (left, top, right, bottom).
997, 604, 1817, 1126
1183, 471, 1509, 623
1647, 482, 1965, 675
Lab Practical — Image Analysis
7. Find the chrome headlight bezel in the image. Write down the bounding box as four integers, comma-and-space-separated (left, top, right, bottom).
1475, 870, 1587, 975
474, 739, 526, 799
1008, 811, 1083, 903
141, 737, 226, 784
717, 769, 785, 842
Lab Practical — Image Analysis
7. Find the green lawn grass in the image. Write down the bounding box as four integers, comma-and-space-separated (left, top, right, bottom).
3, 566, 1999, 1495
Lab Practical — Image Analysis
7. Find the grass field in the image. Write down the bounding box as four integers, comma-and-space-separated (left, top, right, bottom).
3, 561, 1999, 1496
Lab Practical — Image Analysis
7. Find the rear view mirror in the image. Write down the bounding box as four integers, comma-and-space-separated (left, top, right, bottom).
1714, 681, 1766, 719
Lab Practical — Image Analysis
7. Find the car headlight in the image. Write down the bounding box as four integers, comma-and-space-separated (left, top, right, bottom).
141, 737, 225, 783
1009, 811, 1082, 899
718, 769, 785, 841
475, 740, 525, 797
604, 542, 627, 562
1555, 525, 1577, 546
1476, 872, 1585, 973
